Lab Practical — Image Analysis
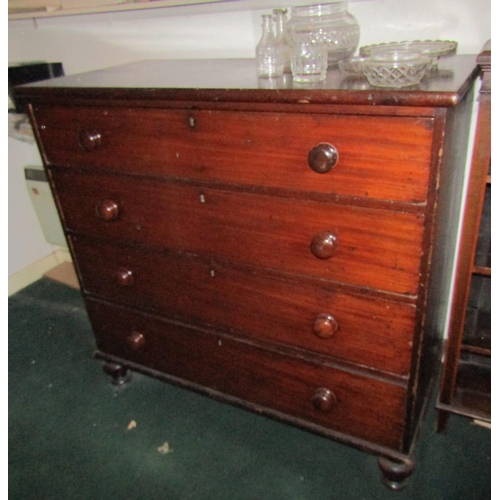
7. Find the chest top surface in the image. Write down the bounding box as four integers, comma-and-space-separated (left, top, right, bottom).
15, 55, 478, 108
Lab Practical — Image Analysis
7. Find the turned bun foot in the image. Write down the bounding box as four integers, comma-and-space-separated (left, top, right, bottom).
103, 362, 132, 385
377, 457, 415, 491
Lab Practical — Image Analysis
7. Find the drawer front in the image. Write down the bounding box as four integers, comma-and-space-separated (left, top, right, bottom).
72, 236, 416, 376
34, 105, 434, 203
53, 170, 424, 295
86, 299, 407, 450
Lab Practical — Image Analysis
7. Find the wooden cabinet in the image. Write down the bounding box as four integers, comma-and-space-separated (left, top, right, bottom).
15, 56, 478, 489
437, 43, 491, 429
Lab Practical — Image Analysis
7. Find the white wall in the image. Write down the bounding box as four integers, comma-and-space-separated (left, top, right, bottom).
7, 0, 491, 280
8, 138, 54, 276
8, 0, 491, 73
352, 0, 490, 55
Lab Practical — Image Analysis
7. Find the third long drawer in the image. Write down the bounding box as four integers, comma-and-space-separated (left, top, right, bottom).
72, 235, 417, 376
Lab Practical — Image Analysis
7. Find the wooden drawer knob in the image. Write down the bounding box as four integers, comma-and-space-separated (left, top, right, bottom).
308, 143, 339, 174
311, 231, 337, 259
312, 388, 337, 412
126, 331, 145, 350
114, 268, 134, 286
96, 200, 120, 221
313, 314, 338, 339
78, 129, 102, 152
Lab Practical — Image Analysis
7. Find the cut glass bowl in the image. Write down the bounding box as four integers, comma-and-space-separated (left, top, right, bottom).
362, 49, 431, 88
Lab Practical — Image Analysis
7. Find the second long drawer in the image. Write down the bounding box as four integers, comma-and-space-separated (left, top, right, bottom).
72, 235, 416, 376
53, 170, 425, 295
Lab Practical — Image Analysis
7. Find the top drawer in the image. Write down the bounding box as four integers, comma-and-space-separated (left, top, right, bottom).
32, 105, 434, 203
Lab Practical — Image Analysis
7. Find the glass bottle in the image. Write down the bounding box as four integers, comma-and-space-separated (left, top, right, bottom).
256, 14, 284, 78
273, 9, 291, 73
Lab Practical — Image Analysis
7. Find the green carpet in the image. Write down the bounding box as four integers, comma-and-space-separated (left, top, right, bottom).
9, 278, 491, 499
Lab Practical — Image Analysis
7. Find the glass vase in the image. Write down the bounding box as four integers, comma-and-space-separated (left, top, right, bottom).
285, 2, 360, 68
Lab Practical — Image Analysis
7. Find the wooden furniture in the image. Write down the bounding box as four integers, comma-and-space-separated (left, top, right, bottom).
15, 56, 478, 489
437, 43, 491, 429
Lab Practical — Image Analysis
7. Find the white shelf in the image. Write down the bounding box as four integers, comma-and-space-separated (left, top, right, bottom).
8, 0, 363, 20
8, 0, 234, 19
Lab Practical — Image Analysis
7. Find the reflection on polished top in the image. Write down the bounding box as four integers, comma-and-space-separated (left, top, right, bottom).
16, 56, 478, 107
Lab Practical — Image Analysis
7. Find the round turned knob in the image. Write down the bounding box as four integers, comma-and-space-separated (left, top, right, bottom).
78, 129, 102, 152
311, 231, 338, 260
312, 388, 337, 412
313, 314, 338, 339
96, 200, 120, 221
126, 331, 145, 351
114, 268, 134, 286
308, 143, 339, 174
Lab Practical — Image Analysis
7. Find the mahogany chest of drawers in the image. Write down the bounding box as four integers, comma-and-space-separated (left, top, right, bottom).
16, 57, 478, 489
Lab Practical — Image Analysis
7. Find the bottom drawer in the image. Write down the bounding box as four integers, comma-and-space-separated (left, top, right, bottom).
86, 299, 407, 450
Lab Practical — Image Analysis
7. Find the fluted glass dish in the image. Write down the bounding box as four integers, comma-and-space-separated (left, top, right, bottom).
359, 40, 457, 59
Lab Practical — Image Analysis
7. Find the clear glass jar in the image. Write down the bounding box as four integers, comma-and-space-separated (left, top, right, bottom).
290, 42, 328, 83
285, 2, 360, 68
